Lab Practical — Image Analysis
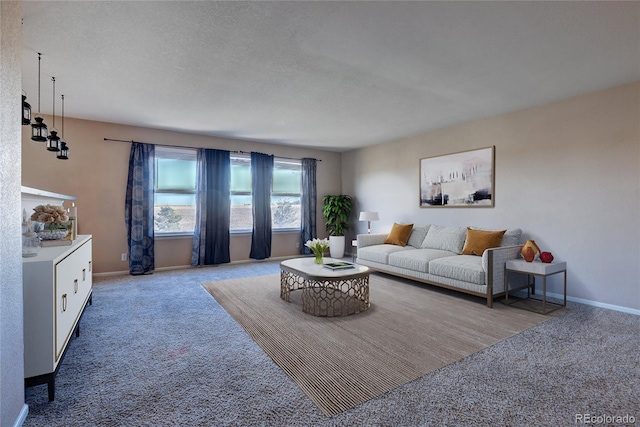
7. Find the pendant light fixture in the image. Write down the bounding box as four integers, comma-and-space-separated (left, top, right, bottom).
46, 77, 61, 152
57, 141, 69, 160
57, 94, 69, 160
31, 52, 48, 142
22, 92, 31, 125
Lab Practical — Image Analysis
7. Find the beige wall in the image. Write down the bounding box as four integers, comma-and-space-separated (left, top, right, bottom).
19, 76, 639, 310
342, 82, 640, 311
22, 120, 342, 273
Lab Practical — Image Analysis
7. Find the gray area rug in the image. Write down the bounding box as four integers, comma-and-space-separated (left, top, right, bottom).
203, 273, 552, 416
23, 261, 639, 426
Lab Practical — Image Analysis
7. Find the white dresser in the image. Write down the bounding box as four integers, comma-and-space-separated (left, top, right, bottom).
23, 234, 93, 401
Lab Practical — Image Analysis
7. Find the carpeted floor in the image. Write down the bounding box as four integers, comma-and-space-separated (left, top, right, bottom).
202, 273, 552, 416
23, 260, 639, 426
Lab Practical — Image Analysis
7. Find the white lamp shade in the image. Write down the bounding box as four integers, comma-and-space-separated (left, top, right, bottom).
358, 211, 379, 221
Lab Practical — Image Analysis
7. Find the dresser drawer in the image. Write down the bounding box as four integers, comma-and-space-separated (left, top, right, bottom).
54, 239, 93, 360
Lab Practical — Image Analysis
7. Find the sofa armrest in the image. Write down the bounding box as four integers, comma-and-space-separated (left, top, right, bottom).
357, 233, 387, 248
483, 245, 522, 294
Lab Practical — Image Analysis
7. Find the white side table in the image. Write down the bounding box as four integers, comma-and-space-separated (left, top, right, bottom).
504, 259, 567, 314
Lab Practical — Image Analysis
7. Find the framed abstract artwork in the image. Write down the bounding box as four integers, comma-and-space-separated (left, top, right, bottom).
419, 146, 495, 207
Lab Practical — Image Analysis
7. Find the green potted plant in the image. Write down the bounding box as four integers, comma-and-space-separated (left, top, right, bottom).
322, 195, 353, 258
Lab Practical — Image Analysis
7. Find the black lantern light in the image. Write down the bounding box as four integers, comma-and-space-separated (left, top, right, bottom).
57, 141, 69, 160
46, 77, 61, 152
31, 53, 48, 142
22, 94, 31, 125
47, 130, 60, 151
31, 117, 48, 141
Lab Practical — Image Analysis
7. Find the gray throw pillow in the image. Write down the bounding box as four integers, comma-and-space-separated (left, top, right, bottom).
501, 228, 522, 247
421, 225, 467, 253
407, 225, 430, 248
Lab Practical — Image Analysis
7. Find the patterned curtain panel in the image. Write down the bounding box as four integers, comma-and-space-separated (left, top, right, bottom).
192, 149, 231, 265
250, 152, 274, 260
125, 142, 155, 275
300, 158, 317, 255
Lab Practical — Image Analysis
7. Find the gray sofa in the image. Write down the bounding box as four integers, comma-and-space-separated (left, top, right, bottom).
356, 225, 523, 307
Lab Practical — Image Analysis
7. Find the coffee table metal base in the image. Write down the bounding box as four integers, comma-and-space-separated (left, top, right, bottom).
280, 269, 370, 317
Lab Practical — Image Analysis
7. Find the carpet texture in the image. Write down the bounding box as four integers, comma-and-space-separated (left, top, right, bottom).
22, 261, 639, 426
202, 273, 552, 416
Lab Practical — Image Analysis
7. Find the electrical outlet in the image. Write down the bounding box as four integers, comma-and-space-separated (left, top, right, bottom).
121, 253, 127, 262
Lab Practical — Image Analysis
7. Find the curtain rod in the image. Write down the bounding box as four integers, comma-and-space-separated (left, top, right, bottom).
103, 138, 321, 162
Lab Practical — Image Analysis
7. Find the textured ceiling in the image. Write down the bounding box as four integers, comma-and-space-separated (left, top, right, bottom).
21, 1, 640, 152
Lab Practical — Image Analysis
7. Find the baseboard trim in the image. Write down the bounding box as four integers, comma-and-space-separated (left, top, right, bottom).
93, 255, 304, 278
13, 404, 28, 427
545, 291, 640, 316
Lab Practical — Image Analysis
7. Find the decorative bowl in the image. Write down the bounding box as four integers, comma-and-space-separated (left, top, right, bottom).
37, 229, 69, 240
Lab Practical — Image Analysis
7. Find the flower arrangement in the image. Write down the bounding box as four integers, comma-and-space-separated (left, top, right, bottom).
31, 204, 70, 230
305, 238, 329, 264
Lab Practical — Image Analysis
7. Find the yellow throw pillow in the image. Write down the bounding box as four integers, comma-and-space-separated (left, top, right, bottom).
385, 223, 414, 246
461, 227, 506, 256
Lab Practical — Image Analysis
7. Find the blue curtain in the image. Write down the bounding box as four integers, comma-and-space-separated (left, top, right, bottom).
125, 143, 155, 275
191, 149, 231, 265
300, 158, 317, 255
250, 152, 274, 260
191, 149, 207, 266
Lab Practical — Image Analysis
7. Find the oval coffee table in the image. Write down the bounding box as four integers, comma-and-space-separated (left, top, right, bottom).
280, 258, 370, 317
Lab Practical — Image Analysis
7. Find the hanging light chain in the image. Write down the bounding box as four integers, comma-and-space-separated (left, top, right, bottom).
51, 77, 56, 129
31, 52, 48, 142
37, 52, 42, 113
57, 94, 69, 160
47, 75, 60, 151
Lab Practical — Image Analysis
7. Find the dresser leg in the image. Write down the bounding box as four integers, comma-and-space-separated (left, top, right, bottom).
47, 377, 55, 401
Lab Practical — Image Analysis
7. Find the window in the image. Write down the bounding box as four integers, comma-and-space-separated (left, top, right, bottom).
153, 150, 301, 234
154, 146, 197, 234
271, 159, 301, 230
230, 155, 252, 231
230, 155, 302, 232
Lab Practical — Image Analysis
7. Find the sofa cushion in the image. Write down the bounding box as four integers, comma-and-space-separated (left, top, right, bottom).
461, 227, 506, 256
429, 255, 486, 285
407, 225, 430, 248
388, 248, 456, 273
357, 244, 413, 265
384, 223, 414, 246
421, 225, 466, 253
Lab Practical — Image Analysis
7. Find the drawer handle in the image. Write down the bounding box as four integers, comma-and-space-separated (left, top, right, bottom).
62, 294, 68, 312
74, 279, 78, 294
83, 268, 86, 281
89, 260, 92, 272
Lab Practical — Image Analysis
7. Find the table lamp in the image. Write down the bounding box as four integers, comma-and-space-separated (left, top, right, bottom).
359, 211, 379, 234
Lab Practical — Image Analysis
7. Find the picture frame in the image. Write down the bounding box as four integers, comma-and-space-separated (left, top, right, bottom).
419, 146, 495, 208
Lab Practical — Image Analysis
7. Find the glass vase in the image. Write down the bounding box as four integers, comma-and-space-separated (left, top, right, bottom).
22, 232, 41, 258
314, 253, 323, 264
